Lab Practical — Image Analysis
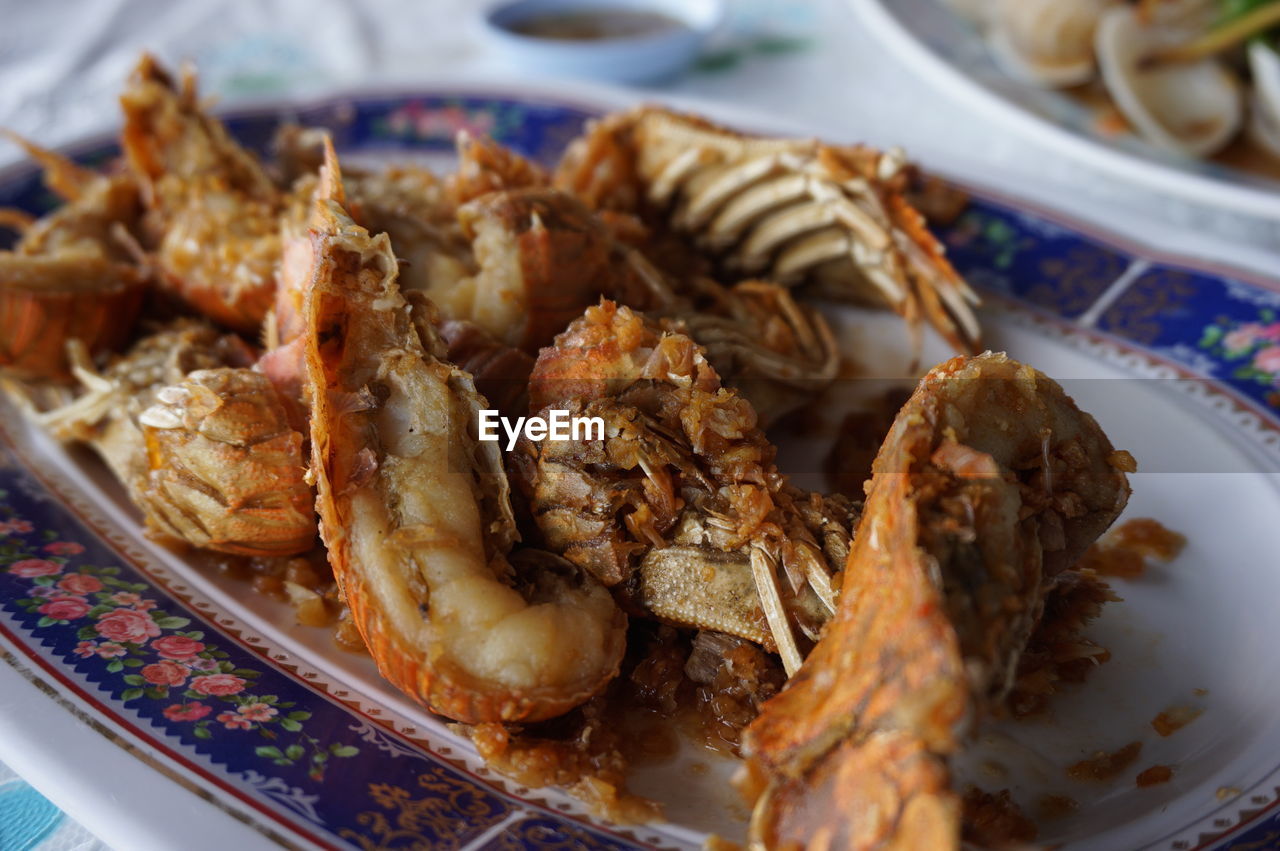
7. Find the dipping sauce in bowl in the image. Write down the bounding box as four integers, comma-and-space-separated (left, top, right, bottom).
508, 10, 686, 41
483, 0, 724, 84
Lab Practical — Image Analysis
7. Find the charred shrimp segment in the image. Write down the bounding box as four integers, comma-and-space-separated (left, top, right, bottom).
303, 197, 625, 724
444, 188, 622, 353
670, 279, 839, 428
446, 130, 550, 206
0, 138, 147, 380
121, 55, 282, 332
438, 319, 535, 421
741, 352, 1131, 850
137, 368, 314, 557
557, 107, 981, 354
520, 301, 852, 674
29, 321, 257, 505
0, 255, 146, 381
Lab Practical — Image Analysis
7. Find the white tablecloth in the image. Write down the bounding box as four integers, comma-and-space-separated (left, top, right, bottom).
0, 761, 106, 851
0, 0, 1276, 847
3, 0, 1277, 250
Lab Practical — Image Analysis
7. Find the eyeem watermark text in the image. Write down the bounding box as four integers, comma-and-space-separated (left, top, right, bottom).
478, 410, 605, 450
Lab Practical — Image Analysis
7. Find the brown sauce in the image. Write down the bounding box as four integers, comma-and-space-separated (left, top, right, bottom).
460, 624, 782, 823
701, 838, 743, 851
1038, 794, 1080, 820
1109, 518, 1186, 561
1067, 741, 1143, 782
1136, 764, 1175, 787
1007, 569, 1117, 718
158, 540, 332, 597
506, 10, 685, 41
623, 714, 681, 766
1078, 517, 1186, 580
962, 788, 1038, 847
158, 538, 360, 646
1152, 704, 1203, 737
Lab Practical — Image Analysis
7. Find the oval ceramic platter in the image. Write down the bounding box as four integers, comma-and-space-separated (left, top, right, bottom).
848, 0, 1280, 219
2, 84, 1280, 851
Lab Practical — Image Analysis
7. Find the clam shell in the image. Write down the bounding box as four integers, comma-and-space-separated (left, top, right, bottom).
1142, 0, 1216, 29
988, 0, 1113, 88
1247, 41, 1280, 160
939, 0, 995, 27
1095, 6, 1242, 157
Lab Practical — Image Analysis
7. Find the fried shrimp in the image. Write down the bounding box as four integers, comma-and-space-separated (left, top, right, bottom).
0, 136, 147, 380
556, 106, 981, 355
121, 55, 282, 331
0, 56, 1173, 844
740, 352, 1131, 850
302, 188, 626, 723
138, 367, 315, 557
517, 301, 854, 674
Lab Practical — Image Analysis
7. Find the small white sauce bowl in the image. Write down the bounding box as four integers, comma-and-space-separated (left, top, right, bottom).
482, 0, 725, 85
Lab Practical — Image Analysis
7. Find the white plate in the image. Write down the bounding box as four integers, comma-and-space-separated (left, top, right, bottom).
849, 0, 1280, 220
1, 80, 1280, 850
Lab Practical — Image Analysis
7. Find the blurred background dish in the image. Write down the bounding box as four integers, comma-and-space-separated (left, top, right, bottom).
851, 0, 1280, 218
481, 0, 725, 83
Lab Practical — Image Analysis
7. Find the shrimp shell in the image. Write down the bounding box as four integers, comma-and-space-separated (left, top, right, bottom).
31, 321, 257, 506
121, 55, 281, 332
303, 192, 625, 723
555, 107, 981, 356
0, 136, 147, 380
518, 301, 852, 671
0, 255, 146, 381
740, 352, 1131, 849
137, 368, 315, 557
445, 188, 625, 352
446, 130, 550, 206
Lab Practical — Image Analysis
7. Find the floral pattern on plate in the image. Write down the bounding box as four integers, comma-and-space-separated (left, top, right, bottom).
942, 203, 1129, 320
0, 464, 647, 849
1, 508, 363, 779
1092, 265, 1280, 415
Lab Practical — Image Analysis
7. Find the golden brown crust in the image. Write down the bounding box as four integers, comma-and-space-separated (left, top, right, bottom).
304, 197, 625, 724
138, 367, 315, 557
120, 54, 281, 332
0, 136, 148, 380
0, 255, 146, 380
554, 105, 982, 356
741, 352, 1131, 850
457, 189, 622, 351
518, 301, 850, 667
446, 131, 550, 206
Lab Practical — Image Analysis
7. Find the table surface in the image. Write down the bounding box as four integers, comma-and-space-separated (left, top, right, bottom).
1, 0, 1276, 847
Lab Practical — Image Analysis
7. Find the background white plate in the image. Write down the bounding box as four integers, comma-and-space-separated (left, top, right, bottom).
849, 0, 1280, 220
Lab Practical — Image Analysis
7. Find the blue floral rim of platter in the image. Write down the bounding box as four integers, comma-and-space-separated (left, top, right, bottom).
1, 88, 1279, 851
